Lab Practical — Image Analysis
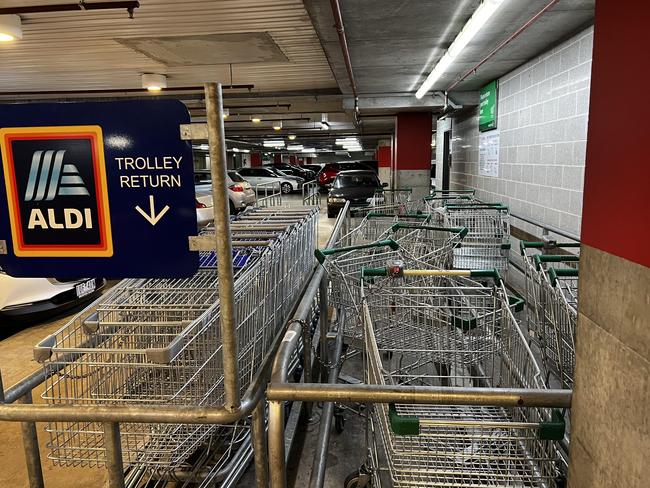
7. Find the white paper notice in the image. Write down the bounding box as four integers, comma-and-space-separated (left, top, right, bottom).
479, 129, 500, 177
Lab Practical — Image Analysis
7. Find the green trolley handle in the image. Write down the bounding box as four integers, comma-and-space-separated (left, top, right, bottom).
366, 211, 430, 220
520, 240, 581, 256
548, 268, 579, 287
314, 239, 400, 264
533, 254, 579, 271
446, 203, 508, 210
388, 406, 565, 440
389, 222, 469, 239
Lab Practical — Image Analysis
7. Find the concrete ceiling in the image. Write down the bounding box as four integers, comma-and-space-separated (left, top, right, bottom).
0, 0, 595, 152
306, 0, 595, 100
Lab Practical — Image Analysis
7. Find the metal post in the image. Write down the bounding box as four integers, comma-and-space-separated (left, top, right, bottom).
268, 400, 286, 488
0, 369, 5, 403
17, 392, 44, 488
319, 276, 329, 382
104, 422, 125, 488
205, 82, 240, 412
252, 401, 268, 488
309, 314, 345, 488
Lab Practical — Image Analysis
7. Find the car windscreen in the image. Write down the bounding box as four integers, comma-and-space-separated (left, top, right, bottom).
194, 172, 211, 184
228, 171, 245, 182
334, 174, 379, 188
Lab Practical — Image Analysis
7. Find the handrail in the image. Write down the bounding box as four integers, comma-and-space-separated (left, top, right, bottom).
510, 211, 580, 242
301, 179, 320, 206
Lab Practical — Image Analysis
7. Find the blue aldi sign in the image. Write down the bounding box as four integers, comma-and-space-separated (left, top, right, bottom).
0, 100, 199, 278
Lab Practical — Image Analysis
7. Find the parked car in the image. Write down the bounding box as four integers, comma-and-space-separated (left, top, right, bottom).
270, 163, 315, 181
0, 270, 106, 319
302, 163, 324, 176
194, 170, 256, 223
318, 161, 375, 190
238, 167, 302, 194
327, 170, 386, 218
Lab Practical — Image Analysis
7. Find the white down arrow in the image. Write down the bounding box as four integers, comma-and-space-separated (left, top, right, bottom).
135, 195, 170, 226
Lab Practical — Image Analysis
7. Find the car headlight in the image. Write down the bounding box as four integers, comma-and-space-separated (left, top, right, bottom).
328, 197, 346, 203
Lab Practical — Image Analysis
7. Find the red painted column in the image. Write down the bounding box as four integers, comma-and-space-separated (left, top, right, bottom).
273, 153, 282, 164
250, 152, 262, 167
377, 145, 392, 186
567, 4, 650, 487
394, 112, 432, 195
289, 155, 297, 165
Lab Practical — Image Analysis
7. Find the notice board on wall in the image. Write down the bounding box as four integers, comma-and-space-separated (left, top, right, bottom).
479, 129, 500, 177
479, 80, 498, 132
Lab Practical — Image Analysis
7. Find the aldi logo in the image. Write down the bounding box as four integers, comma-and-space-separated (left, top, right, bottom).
0, 126, 113, 257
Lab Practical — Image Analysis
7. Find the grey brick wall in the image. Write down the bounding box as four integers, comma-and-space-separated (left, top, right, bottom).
443, 26, 593, 237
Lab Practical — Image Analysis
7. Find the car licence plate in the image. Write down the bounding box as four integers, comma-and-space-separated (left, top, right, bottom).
75, 279, 96, 298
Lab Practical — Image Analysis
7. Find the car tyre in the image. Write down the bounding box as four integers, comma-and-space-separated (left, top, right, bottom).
327, 207, 337, 218
229, 200, 236, 215
281, 182, 293, 194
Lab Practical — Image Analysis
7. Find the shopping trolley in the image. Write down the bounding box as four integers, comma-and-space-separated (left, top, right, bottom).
436, 203, 510, 275
521, 242, 580, 389
351, 266, 565, 488
316, 224, 467, 312
424, 189, 479, 211
33, 208, 318, 473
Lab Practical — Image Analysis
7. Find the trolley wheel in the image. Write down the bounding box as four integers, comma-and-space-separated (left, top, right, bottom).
334, 412, 345, 433
343, 467, 370, 488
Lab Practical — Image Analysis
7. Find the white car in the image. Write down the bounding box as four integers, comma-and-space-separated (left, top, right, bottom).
0, 270, 105, 319
194, 170, 257, 226
237, 167, 302, 194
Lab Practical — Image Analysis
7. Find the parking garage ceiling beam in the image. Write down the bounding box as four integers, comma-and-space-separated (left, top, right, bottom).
342, 91, 478, 111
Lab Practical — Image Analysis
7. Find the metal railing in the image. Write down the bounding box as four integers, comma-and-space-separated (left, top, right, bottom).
256, 181, 283, 207
302, 179, 320, 206
510, 211, 580, 243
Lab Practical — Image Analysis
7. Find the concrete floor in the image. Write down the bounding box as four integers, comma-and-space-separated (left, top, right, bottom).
0, 193, 349, 487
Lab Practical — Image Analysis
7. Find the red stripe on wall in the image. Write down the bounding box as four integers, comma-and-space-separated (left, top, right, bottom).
581, 0, 650, 268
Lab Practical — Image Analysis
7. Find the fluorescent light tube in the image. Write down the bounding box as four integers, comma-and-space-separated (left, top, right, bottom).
415, 0, 504, 99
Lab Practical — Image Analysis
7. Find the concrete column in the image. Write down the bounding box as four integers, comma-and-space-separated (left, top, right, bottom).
394, 112, 432, 198
251, 152, 262, 167
567, 2, 649, 487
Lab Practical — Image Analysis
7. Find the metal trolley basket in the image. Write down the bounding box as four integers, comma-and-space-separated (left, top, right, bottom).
357, 267, 565, 488
316, 224, 467, 318
521, 242, 580, 389
33, 207, 318, 472
435, 203, 511, 275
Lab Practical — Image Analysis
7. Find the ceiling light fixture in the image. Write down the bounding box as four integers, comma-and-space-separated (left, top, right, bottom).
142, 73, 167, 92
263, 140, 285, 148
301, 148, 316, 153
272, 121, 283, 131
321, 113, 330, 130
415, 0, 505, 99
0, 15, 22, 42
288, 134, 297, 140
251, 116, 261, 124
287, 145, 304, 151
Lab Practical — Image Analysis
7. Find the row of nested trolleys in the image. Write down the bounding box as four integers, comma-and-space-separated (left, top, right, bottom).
319, 190, 576, 487
33, 206, 319, 472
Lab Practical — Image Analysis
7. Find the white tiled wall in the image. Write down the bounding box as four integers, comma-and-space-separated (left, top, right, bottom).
443, 26, 593, 237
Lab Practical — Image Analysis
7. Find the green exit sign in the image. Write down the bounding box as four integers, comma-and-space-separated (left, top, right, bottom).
479, 80, 498, 132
